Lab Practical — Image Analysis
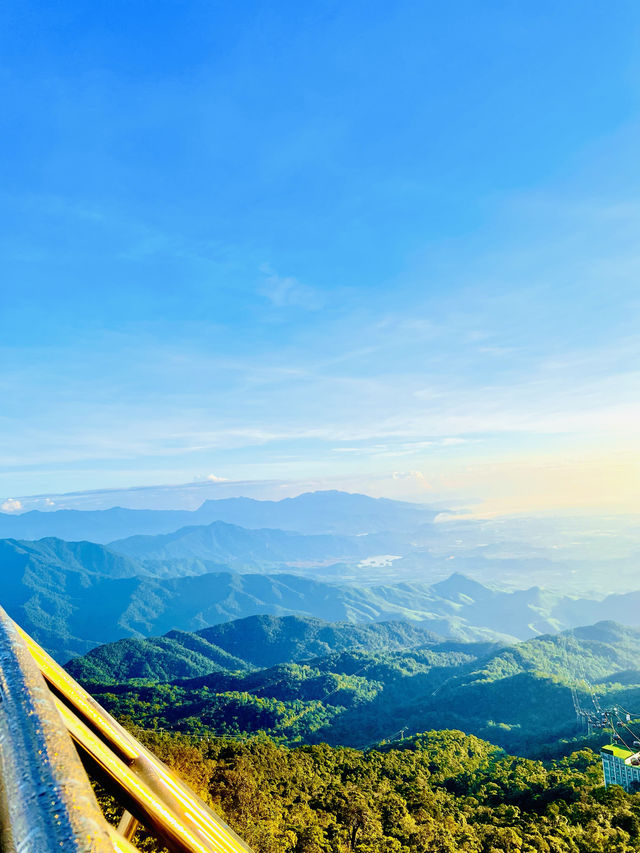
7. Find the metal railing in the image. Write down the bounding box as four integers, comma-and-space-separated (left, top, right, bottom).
0, 605, 254, 853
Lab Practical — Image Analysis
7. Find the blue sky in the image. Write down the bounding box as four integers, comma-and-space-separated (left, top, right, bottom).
1, 1, 639, 514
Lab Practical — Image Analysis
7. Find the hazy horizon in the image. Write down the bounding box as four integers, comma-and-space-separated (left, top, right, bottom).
2, 476, 639, 523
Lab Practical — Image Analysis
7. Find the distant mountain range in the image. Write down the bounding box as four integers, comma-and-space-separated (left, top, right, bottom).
0, 490, 436, 543
6, 533, 640, 662
68, 616, 640, 756
0, 535, 525, 659
108, 519, 397, 568
4, 490, 637, 594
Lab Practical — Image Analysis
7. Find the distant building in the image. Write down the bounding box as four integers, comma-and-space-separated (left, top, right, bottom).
601, 744, 640, 790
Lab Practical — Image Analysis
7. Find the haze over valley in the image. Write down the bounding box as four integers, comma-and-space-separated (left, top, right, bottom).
3, 484, 640, 770
1, 489, 639, 669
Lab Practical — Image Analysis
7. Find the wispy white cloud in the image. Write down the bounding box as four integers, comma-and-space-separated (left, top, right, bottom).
392, 470, 433, 489
194, 473, 229, 483
1, 498, 23, 513
258, 264, 323, 310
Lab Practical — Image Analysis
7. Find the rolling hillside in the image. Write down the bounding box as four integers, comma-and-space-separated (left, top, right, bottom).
65, 614, 448, 680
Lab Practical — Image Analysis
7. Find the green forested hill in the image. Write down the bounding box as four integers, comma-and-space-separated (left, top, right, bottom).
65, 614, 447, 681
105, 725, 640, 853
0, 536, 142, 580
66, 632, 252, 681
195, 613, 446, 668
74, 621, 640, 756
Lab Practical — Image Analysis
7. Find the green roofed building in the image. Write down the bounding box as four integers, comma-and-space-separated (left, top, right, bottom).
601, 744, 640, 790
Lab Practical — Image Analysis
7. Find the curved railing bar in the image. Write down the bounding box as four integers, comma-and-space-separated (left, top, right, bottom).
0, 605, 133, 853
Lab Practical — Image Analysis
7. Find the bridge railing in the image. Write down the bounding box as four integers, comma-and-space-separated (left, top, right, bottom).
0, 605, 253, 853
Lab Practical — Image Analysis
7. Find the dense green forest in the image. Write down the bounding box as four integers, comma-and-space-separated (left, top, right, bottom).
79, 655, 591, 755
103, 726, 640, 852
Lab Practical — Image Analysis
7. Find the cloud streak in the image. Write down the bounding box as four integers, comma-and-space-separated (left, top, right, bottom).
259, 264, 323, 310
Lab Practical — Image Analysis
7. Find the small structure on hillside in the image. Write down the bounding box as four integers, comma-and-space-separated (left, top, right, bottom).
601, 744, 640, 791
